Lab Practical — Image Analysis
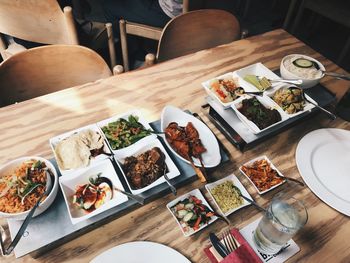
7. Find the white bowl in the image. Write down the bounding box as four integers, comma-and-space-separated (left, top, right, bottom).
280, 54, 325, 89
0, 156, 58, 220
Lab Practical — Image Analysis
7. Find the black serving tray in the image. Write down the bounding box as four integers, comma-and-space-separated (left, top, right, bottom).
206, 83, 336, 151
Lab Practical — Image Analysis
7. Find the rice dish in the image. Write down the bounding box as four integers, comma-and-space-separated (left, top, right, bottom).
210, 181, 243, 213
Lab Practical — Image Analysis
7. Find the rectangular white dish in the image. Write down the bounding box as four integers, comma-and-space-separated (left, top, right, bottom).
265, 84, 317, 117
201, 72, 258, 109
166, 188, 217, 237
97, 110, 156, 155
239, 155, 286, 195
205, 174, 252, 216
114, 138, 180, 195
59, 159, 129, 224
234, 62, 282, 90
231, 94, 289, 134
49, 124, 111, 177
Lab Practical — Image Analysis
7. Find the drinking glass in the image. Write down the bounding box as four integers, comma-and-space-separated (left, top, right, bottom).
253, 193, 308, 255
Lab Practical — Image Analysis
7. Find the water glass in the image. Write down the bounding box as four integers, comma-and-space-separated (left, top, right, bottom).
253, 193, 308, 255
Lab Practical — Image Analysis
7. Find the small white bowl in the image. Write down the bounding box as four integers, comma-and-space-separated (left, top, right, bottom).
0, 156, 58, 220
239, 155, 285, 195
166, 189, 217, 237
205, 174, 252, 216
280, 54, 325, 89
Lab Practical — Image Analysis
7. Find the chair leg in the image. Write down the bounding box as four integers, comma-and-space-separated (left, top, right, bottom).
119, 19, 130, 72
183, 0, 189, 13
106, 23, 117, 68
63, 6, 79, 45
337, 36, 350, 66
283, 0, 298, 30
291, 0, 306, 35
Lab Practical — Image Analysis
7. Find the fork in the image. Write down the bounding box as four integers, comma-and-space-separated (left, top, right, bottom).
222, 229, 238, 254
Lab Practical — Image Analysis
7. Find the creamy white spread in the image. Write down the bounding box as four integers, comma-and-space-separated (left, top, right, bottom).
283, 55, 323, 79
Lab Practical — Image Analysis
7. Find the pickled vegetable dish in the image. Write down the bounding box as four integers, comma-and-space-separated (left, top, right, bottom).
272, 87, 305, 114
101, 115, 152, 150
171, 195, 215, 234
209, 77, 242, 103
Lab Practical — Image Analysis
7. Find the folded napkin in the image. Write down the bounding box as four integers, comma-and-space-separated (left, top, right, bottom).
204, 228, 262, 263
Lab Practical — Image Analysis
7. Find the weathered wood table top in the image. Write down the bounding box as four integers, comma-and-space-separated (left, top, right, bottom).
1, 29, 349, 262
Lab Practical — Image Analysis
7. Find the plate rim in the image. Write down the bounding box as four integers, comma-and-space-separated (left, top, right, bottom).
296, 128, 350, 216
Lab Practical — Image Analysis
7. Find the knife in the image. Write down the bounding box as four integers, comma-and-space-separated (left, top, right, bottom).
209, 232, 228, 258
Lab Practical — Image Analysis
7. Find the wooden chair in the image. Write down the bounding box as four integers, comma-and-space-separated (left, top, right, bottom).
0, 0, 78, 49
0, 45, 112, 107
0, 0, 117, 68
155, 9, 241, 63
120, 9, 241, 71
119, 0, 192, 71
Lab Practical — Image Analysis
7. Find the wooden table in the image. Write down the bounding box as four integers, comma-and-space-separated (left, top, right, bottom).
1, 29, 350, 262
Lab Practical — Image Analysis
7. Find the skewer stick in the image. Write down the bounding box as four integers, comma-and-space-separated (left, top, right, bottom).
187, 155, 207, 183
198, 155, 208, 180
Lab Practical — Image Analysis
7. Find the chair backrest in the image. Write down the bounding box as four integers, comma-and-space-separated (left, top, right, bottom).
0, 0, 78, 47
119, 20, 163, 71
156, 9, 240, 62
0, 45, 112, 107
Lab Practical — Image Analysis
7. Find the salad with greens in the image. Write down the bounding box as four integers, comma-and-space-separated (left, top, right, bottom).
101, 115, 152, 150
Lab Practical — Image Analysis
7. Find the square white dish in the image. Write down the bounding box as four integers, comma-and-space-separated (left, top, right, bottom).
264, 84, 317, 118
97, 110, 156, 155
201, 72, 258, 109
114, 138, 180, 195
205, 174, 252, 216
231, 95, 289, 134
50, 124, 111, 177
239, 155, 286, 195
166, 188, 218, 237
235, 62, 281, 90
59, 159, 128, 224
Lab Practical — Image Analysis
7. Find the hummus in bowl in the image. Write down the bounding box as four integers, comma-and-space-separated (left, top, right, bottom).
280, 54, 325, 89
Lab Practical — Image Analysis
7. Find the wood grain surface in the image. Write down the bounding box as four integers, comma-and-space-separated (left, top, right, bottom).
0, 29, 349, 263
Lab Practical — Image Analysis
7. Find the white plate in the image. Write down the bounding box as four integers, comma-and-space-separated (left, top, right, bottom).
59, 159, 128, 224
97, 110, 156, 155
90, 241, 191, 263
296, 128, 350, 216
166, 188, 218, 237
201, 72, 257, 109
235, 62, 281, 90
231, 95, 289, 134
205, 174, 252, 216
160, 105, 221, 167
239, 155, 286, 195
114, 138, 180, 195
50, 124, 111, 177
265, 84, 317, 117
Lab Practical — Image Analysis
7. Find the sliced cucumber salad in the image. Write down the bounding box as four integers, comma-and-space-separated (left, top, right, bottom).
292, 58, 314, 68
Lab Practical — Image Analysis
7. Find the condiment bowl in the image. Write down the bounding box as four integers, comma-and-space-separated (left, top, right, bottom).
0, 156, 58, 220
280, 54, 325, 89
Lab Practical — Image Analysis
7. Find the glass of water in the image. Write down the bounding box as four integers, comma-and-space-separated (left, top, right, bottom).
253, 193, 308, 255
